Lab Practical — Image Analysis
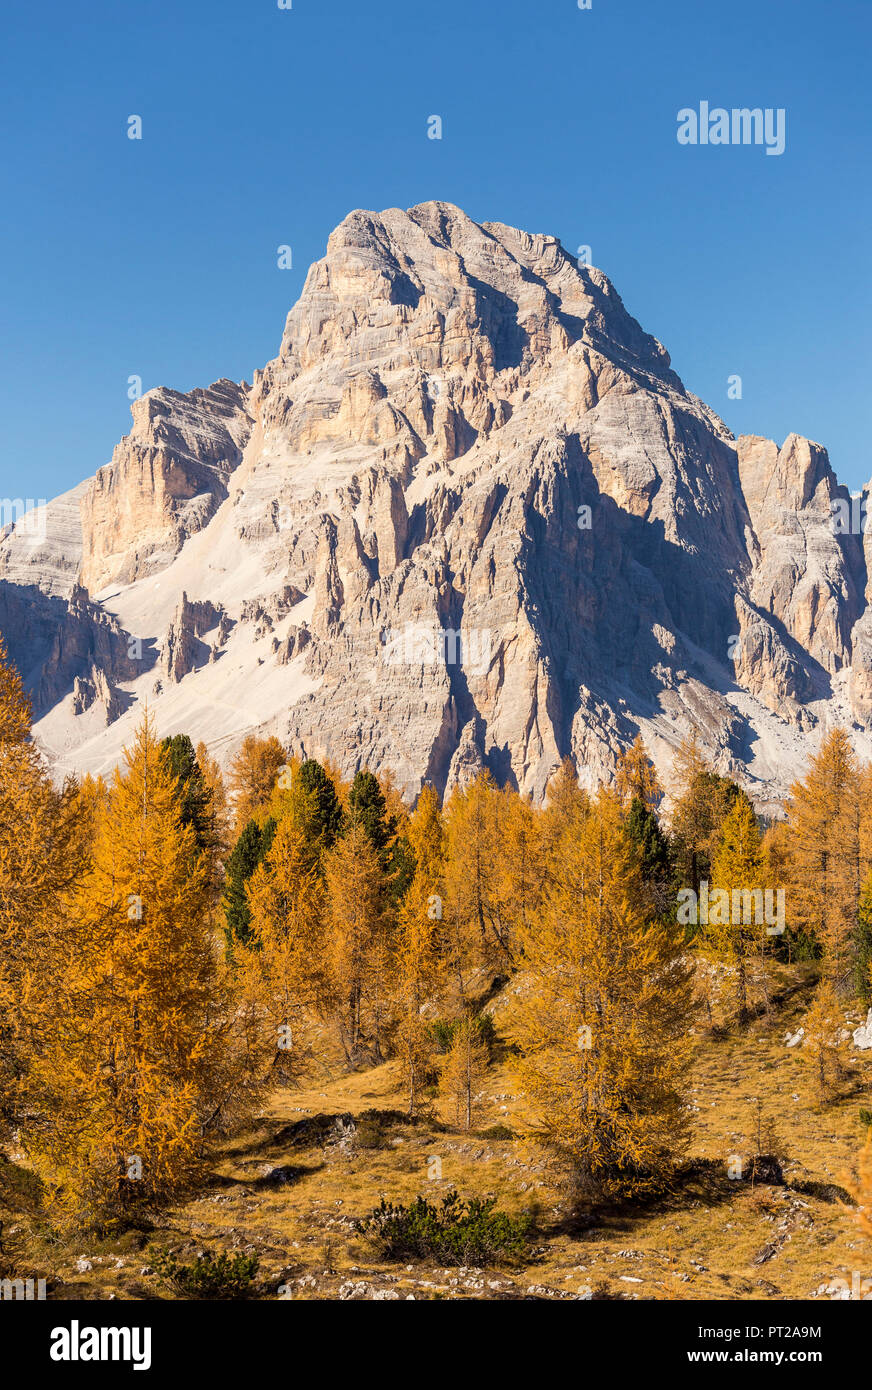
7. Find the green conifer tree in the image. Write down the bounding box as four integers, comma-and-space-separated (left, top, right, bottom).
223, 817, 277, 947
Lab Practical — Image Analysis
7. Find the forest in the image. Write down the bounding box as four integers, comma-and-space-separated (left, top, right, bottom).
1, 634, 871, 1300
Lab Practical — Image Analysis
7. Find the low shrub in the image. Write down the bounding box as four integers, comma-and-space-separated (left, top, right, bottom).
153, 1247, 259, 1299
362, 1189, 530, 1266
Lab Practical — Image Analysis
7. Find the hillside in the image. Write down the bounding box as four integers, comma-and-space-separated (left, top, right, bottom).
3, 962, 869, 1303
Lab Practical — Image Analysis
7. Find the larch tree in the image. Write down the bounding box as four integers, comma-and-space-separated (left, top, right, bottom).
801, 976, 851, 1106
195, 739, 231, 861
858, 760, 872, 886
514, 790, 696, 1200
615, 735, 663, 812
72, 772, 108, 853
540, 757, 589, 879
240, 816, 327, 1085
539, 757, 591, 923
32, 713, 225, 1231
228, 734, 286, 830
395, 786, 445, 1116
444, 773, 509, 978
395, 873, 441, 1118
0, 635, 33, 746
0, 639, 83, 1148
669, 730, 709, 863
324, 823, 392, 1066
669, 733, 746, 898
761, 818, 791, 887
709, 797, 767, 1022
855, 872, 872, 1003
408, 784, 445, 884
850, 1132, 872, 1241
438, 1017, 490, 1132
493, 789, 544, 961
784, 727, 861, 985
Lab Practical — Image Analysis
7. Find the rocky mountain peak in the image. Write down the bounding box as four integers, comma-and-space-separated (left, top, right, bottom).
2, 202, 870, 805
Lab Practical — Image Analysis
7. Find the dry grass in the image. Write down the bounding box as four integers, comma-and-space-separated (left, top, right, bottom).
3, 960, 871, 1301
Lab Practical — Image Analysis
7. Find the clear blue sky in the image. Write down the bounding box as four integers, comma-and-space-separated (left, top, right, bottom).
1, 0, 869, 501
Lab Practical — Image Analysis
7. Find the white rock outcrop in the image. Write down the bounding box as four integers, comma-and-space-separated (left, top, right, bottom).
853, 1011, 872, 1050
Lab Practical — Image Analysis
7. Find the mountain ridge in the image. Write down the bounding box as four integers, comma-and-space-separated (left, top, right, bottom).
2, 200, 869, 807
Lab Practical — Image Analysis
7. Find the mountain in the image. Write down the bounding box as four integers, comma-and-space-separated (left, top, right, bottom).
2, 200, 870, 807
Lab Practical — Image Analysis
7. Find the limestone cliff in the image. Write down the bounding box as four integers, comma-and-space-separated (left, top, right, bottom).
2, 202, 869, 807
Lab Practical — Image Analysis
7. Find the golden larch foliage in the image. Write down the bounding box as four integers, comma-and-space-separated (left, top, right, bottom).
784, 726, 861, 983
228, 734, 287, 829
31, 713, 230, 1230
709, 797, 766, 1021
0, 639, 83, 1146
239, 815, 327, 1085
615, 735, 663, 812
394, 787, 446, 1116
438, 1017, 490, 1132
669, 733, 739, 898
444, 773, 509, 980
514, 790, 696, 1200
801, 976, 852, 1106
324, 824, 392, 1065
494, 789, 544, 952
195, 739, 231, 861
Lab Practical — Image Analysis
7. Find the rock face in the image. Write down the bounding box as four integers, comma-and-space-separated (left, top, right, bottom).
0, 483, 87, 598
80, 379, 253, 593
736, 434, 864, 677
3, 200, 872, 803
160, 594, 223, 683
